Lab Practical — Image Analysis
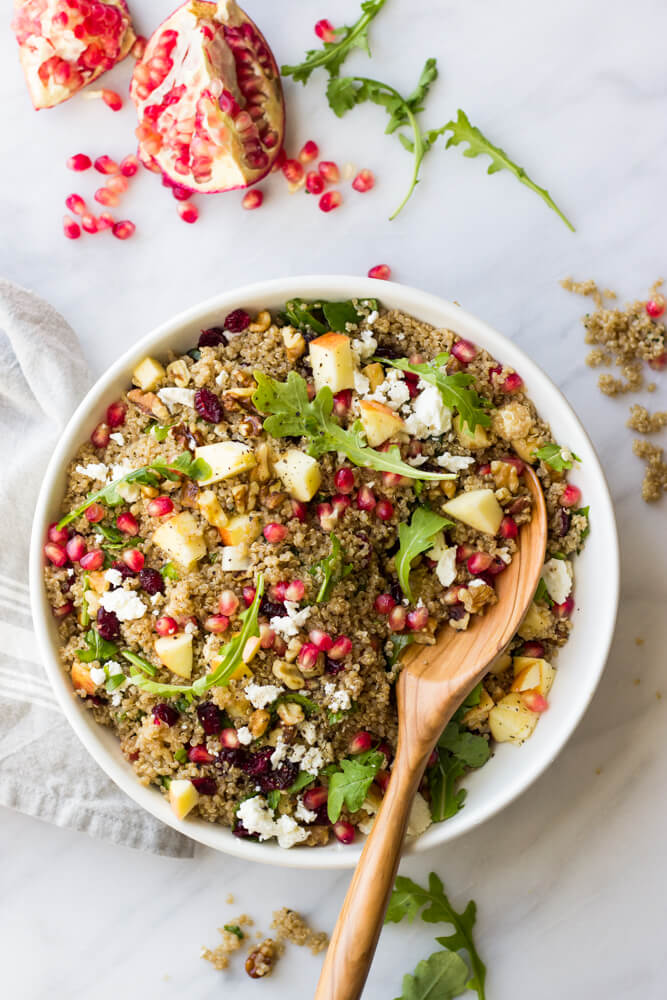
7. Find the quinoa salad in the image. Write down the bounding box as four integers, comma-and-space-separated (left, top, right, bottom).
42, 297, 589, 848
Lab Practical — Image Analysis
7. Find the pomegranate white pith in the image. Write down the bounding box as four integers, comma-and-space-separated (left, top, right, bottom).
12, 0, 135, 110
130, 0, 285, 194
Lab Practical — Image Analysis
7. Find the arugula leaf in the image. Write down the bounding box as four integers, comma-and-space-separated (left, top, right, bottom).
121, 650, 158, 677
281, 0, 387, 84
275, 692, 320, 717
287, 771, 316, 794
396, 507, 453, 601
386, 872, 487, 1000
105, 671, 126, 693
428, 753, 467, 822
327, 750, 384, 822
253, 371, 454, 482
144, 421, 173, 442
266, 789, 281, 811
573, 505, 591, 545
160, 562, 179, 582
534, 577, 554, 607
80, 573, 90, 628
309, 534, 353, 601
223, 924, 244, 940
174, 747, 188, 764
437, 722, 490, 769
392, 948, 470, 1000
534, 443, 581, 471
76, 628, 119, 664
282, 298, 377, 337
443, 109, 574, 232
378, 353, 491, 433
387, 632, 416, 667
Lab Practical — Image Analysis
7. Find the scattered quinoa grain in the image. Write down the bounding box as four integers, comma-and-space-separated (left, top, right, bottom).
271, 907, 329, 955
632, 439, 667, 502
627, 405, 667, 434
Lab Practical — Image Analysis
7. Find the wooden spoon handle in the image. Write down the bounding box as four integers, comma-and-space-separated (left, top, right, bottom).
314, 746, 429, 1000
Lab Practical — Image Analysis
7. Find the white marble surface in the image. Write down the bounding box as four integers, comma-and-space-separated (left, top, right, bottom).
2, 0, 667, 996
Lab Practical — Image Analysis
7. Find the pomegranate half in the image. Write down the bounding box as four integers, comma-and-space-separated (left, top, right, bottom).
12, 0, 136, 110
130, 0, 285, 193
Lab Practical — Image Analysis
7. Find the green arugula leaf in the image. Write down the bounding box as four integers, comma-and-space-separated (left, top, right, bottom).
266, 789, 281, 811
327, 750, 384, 822
396, 507, 453, 601
144, 421, 173, 442
534, 577, 554, 607
386, 872, 487, 1000
287, 771, 316, 794
281, 0, 387, 84
428, 753, 467, 822
223, 924, 244, 940
104, 672, 126, 693
387, 632, 417, 667
174, 747, 188, 763
572, 505, 591, 545
282, 298, 376, 336
76, 628, 119, 664
275, 692, 320, 717
309, 534, 354, 601
534, 442, 581, 471
443, 109, 574, 232
392, 948, 470, 1000
80, 573, 90, 628
121, 650, 157, 677
160, 562, 179, 582
378, 353, 491, 433
437, 722, 490, 769
253, 371, 454, 482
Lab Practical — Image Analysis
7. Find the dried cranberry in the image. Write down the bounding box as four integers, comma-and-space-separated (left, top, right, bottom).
219, 746, 247, 768
198, 327, 228, 348
448, 603, 467, 621
258, 761, 299, 793
556, 508, 571, 537
310, 803, 331, 826
152, 703, 179, 726
97, 607, 120, 640
223, 309, 251, 332
111, 559, 136, 580
197, 700, 224, 735
474, 571, 495, 587
390, 581, 403, 605
242, 746, 273, 777
233, 820, 254, 838
139, 568, 164, 595
325, 656, 346, 676
191, 776, 217, 795
260, 597, 285, 619
194, 387, 223, 424
375, 343, 402, 360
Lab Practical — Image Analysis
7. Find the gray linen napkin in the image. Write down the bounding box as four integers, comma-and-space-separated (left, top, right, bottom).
0, 278, 194, 857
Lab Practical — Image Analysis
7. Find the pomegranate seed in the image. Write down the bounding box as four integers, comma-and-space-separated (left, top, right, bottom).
81, 214, 99, 234
553, 595, 575, 619
171, 184, 192, 201
332, 494, 351, 515
499, 516, 518, 540
65, 535, 87, 562
382, 472, 406, 488
202, 613, 228, 634
132, 35, 147, 59
500, 455, 525, 473
303, 785, 328, 810
375, 499, 394, 521
333, 389, 352, 417
106, 401, 126, 428
218, 590, 239, 616
305, 170, 325, 195
80, 549, 104, 571
488, 558, 506, 576
155, 616, 178, 636
115, 512, 138, 536
272, 582, 288, 601
44, 543, 68, 567
221, 727, 241, 749
375, 770, 390, 793
120, 155, 139, 177
523, 641, 545, 657
259, 624, 275, 649
85, 503, 105, 523
521, 691, 549, 713
407, 606, 429, 631
94, 187, 118, 207
478, 464, 491, 476
649, 351, 667, 371
299, 140, 319, 163
101, 89, 122, 111
90, 422, 110, 448
646, 295, 665, 318
349, 731, 373, 755
388, 606, 407, 632
456, 544, 473, 563
291, 500, 307, 522
317, 502, 336, 531
501, 372, 524, 393
285, 579, 305, 601
188, 744, 214, 764
112, 221, 136, 240
314, 18, 337, 43
333, 467, 355, 494
356, 485, 376, 511
282, 158, 305, 187
319, 190, 342, 212
333, 820, 355, 844
67, 153, 91, 171
352, 169, 375, 193
560, 484, 582, 507
107, 175, 128, 195
298, 643, 320, 671
451, 339, 477, 364
309, 629, 333, 652
147, 496, 174, 517
65, 194, 86, 216
368, 264, 390, 280
122, 548, 145, 573
63, 216, 81, 240
329, 635, 352, 660
318, 161, 340, 184
177, 201, 199, 224
47, 522, 69, 545
94, 156, 119, 175
374, 593, 396, 614
97, 212, 115, 230
53, 601, 74, 618
263, 522, 287, 544
242, 586, 256, 607
242, 189, 263, 209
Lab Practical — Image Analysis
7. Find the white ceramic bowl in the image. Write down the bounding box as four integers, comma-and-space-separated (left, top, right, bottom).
30, 276, 619, 869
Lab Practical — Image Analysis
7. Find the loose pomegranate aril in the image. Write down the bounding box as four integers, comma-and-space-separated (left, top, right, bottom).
81, 214, 99, 234
406, 606, 429, 631
223, 309, 251, 332
242, 189, 263, 209
332, 820, 355, 845
112, 220, 135, 240
153, 702, 180, 726
147, 496, 174, 518
488, 558, 506, 576
478, 464, 491, 476
204, 614, 229, 634
314, 18, 337, 43
115, 511, 138, 536
66, 194, 86, 216
106, 401, 127, 428
298, 643, 320, 671
197, 701, 223, 735
94, 155, 119, 175
120, 155, 140, 177
303, 785, 328, 811
309, 629, 333, 652
218, 590, 239, 616
122, 548, 145, 573
107, 175, 128, 195
349, 731, 373, 755
374, 593, 396, 615
499, 516, 518, 540
53, 602, 74, 618
501, 372, 524, 393
356, 485, 376, 511
101, 89, 122, 111
553, 595, 575, 619
334, 467, 355, 494
282, 158, 305, 188
85, 502, 105, 523
177, 201, 199, 223
67, 154, 92, 171
298, 140, 319, 163
44, 542, 68, 567
646, 295, 665, 318
332, 494, 351, 516
80, 549, 104, 571
368, 265, 390, 280
220, 726, 242, 749
65, 535, 87, 562
63, 215, 81, 240
318, 161, 340, 184
188, 744, 214, 764
456, 544, 473, 563
523, 640, 545, 657
155, 615, 178, 636
388, 605, 407, 632
139, 568, 164, 595
317, 502, 336, 531
242, 586, 256, 607
90, 421, 110, 448
521, 691, 549, 713
97, 212, 115, 230
171, 184, 192, 201
560, 484, 582, 507
375, 499, 394, 521
285, 579, 305, 601
451, 339, 477, 364
329, 635, 352, 660
194, 387, 223, 423
97, 607, 120, 640
352, 169, 375, 193
382, 472, 406, 488
333, 389, 352, 417
263, 522, 287, 544
95, 187, 118, 207
305, 170, 325, 195
291, 499, 308, 522
47, 522, 69, 545
259, 623, 275, 649
319, 190, 342, 212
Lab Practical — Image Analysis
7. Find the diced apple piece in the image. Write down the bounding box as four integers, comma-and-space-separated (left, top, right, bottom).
461, 687, 495, 728
274, 450, 322, 502
196, 490, 228, 530
511, 435, 546, 464
71, 662, 97, 696
362, 362, 385, 391
443, 488, 504, 535
406, 791, 432, 837
454, 415, 490, 450
488, 652, 512, 675
132, 356, 166, 391
168, 779, 200, 820
219, 514, 262, 547
153, 512, 207, 570
155, 633, 193, 679
518, 602, 553, 640
511, 657, 555, 697
359, 399, 405, 447
220, 544, 251, 571
488, 693, 539, 745
194, 441, 256, 485
309, 332, 356, 393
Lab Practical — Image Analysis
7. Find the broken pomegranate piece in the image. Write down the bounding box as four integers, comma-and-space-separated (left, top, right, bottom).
130, 0, 285, 194
12, 0, 136, 110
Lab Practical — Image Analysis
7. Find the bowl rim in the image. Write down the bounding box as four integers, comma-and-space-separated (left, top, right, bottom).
29, 275, 620, 869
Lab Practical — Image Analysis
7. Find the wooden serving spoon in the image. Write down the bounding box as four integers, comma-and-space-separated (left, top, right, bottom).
315, 466, 547, 1000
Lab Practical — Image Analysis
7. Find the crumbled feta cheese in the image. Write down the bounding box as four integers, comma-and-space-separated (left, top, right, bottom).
270, 740, 289, 769
288, 744, 307, 764
270, 601, 311, 639
406, 454, 428, 467
106, 660, 124, 676
157, 387, 196, 412
75, 462, 108, 481
237, 726, 253, 746
435, 451, 476, 472
301, 721, 317, 745
111, 690, 124, 707
109, 432, 125, 446
89, 667, 106, 686
66, 568, 75, 578
541, 558, 573, 605
497, 548, 512, 565
351, 327, 378, 361
468, 578, 486, 590
295, 800, 317, 823
151, 593, 163, 606
354, 369, 370, 394
237, 795, 308, 848
300, 747, 325, 774
323, 683, 351, 713
99, 588, 147, 622
109, 462, 136, 481
184, 621, 197, 635
429, 532, 457, 587
245, 683, 283, 710
404, 384, 452, 437
104, 568, 123, 588
368, 369, 411, 411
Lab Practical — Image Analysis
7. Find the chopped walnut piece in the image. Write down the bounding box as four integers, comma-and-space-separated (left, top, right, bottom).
492, 402, 533, 441
281, 326, 306, 362
127, 388, 169, 422
245, 938, 282, 978
490, 460, 520, 493
460, 582, 495, 614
